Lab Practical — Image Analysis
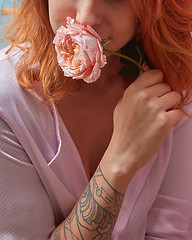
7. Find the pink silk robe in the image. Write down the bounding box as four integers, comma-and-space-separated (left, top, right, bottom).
0, 47, 192, 239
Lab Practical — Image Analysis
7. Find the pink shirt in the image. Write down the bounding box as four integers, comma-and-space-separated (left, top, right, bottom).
0, 46, 192, 239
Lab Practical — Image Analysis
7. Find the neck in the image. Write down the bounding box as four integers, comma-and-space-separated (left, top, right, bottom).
82, 55, 123, 90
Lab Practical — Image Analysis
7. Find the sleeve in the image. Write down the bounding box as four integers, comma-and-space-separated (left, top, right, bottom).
0, 117, 55, 240
146, 107, 192, 240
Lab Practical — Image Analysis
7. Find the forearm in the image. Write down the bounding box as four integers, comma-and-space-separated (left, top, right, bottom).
50, 165, 124, 240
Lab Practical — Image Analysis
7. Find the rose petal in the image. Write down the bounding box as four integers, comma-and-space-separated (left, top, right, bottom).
53, 17, 107, 83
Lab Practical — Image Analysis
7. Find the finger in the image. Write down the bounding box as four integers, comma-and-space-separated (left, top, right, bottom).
158, 91, 181, 111
139, 62, 150, 75
133, 69, 164, 89
166, 109, 183, 127
145, 83, 171, 98
142, 62, 150, 71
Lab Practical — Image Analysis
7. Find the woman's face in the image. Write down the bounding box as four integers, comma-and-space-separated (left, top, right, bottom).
48, 0, 138, 52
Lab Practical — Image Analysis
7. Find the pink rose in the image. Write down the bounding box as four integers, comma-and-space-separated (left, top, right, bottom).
53, 17, 107, 83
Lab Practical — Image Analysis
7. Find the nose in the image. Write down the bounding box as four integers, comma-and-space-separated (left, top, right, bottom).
76, 0, 103, 27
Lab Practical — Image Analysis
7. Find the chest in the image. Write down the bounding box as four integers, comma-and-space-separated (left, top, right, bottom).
57, 84, 124, 180
59, 100, 115, 179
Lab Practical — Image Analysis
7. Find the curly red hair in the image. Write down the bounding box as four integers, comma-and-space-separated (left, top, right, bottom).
131, 0, 192, 107
1, 0, 192, 107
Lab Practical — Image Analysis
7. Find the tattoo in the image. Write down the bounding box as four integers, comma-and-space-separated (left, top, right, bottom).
51, 165, 124, 240
52, 226, 62, 240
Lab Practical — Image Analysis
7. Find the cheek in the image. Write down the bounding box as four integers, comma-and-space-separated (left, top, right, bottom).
48, 1, 74, 34
123, 9, 138, 33
108, 4, 138, 49
120, 15, 138, 41
110, 20, 137, 51
48, 3, 58, 33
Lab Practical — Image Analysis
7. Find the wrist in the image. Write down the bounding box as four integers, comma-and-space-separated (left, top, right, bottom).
100, 149, 137, 195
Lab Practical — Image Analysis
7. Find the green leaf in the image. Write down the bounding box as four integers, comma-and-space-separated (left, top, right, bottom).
119, 40, 148, 78
119, 64, 140, 78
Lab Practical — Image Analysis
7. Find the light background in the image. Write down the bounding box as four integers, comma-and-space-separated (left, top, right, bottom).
0, 0, 17, 49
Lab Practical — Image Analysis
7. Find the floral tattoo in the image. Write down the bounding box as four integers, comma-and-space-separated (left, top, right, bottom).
51, 165, 124, 240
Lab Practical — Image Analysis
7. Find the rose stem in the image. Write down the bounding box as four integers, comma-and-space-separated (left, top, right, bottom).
103, 48, 144, 72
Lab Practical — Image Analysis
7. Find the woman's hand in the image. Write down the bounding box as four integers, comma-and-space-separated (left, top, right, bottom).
101, 69, 183, 193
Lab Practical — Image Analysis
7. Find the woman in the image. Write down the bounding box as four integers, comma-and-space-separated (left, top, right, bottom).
0, 0, 192, 239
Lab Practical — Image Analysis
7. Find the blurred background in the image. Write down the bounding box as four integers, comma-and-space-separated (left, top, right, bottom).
0, 0, 18, 49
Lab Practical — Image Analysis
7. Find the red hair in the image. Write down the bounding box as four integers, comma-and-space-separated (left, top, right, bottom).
1, 0, 80, 101
131, 0, 192, 107
1, 0, 192, 107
